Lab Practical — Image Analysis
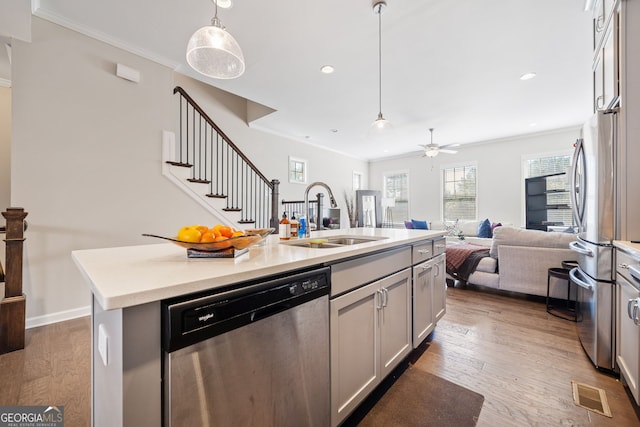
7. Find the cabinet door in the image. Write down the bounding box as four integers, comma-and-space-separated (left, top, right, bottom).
617, 275, 640, 405
433, 254, 447, 322
378, 269, 412, 378
412, 259, 435, 348
330, 281, 379, 427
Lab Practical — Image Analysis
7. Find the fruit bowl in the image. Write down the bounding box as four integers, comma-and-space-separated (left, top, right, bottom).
142, 228, 275, 252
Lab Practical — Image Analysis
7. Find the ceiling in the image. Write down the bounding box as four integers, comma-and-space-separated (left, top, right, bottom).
4, 0, 593, 160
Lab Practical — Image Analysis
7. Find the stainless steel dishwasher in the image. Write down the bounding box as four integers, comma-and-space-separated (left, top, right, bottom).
162, 266, 330, 427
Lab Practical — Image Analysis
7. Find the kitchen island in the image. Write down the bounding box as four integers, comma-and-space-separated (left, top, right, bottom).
73, 227, 446, 426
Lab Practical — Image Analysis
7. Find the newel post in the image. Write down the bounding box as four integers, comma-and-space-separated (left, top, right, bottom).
270, 179, 280, 230
1, 207, 28, 354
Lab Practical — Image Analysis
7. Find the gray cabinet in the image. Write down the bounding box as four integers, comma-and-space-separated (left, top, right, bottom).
412, 252, 446, 348
592, 0, 620, 112
329, 268, 412, 426
616, 250, 640, 405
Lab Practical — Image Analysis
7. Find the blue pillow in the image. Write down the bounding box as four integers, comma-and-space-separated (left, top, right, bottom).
411, 219, 429, 230
404, 221, 414, 229
477, 218, 492, 238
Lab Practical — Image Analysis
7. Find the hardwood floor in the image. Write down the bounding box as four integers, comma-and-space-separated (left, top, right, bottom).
415, 284, 640, 427
0, 316, 90, 426
0, 287, 638, 426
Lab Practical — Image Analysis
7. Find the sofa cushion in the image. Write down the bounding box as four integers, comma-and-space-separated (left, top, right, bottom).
411, 219, 429, 230
458, 220, 481, 237
489, 226, 577, 258
404, 221, 414, 229
477, 219, 492, 238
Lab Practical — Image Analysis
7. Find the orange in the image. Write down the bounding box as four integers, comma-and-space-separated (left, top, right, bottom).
231, 231, 244, 238
194, 225, 209, 235
200, 232, 216, 242
219, 226, 233, 238
214, 235, 227, 242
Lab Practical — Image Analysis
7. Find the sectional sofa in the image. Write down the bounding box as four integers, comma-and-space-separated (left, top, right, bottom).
428, 221, 577, 298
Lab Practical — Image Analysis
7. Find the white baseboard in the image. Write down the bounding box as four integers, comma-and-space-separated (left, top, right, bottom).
26, 305, 91, 329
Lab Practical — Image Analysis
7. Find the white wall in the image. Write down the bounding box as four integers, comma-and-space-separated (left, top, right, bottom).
369, 128, 580, 228
11, 18, 367, 325
0, 86, 10, 212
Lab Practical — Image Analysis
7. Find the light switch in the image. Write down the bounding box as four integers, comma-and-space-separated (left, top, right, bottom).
98, 323, 109, 366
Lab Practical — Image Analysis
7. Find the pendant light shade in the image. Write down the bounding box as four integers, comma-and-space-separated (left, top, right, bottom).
371, 0, 392, 134
186, 4, 245, 80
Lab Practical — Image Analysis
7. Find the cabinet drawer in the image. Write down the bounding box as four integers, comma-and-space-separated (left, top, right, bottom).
331, 247, 411, 297
433, 237, 446, 257
617, 250, 640, 290
412, 241, 433, 264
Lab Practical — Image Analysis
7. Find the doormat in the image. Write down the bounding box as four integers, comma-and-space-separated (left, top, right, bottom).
571, 380, 613, 418
350, 367, 484, 427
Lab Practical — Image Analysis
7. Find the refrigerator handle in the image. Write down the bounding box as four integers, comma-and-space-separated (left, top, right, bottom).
570, 138, 586, 231
569, 240, 594, 257
569, 267, 593, 291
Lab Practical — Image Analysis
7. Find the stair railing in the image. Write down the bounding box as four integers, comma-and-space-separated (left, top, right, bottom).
170, 86, 279, 229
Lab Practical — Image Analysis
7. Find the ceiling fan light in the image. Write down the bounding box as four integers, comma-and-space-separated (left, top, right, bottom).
425, 150, 438, 158
186, 21, 245, 79
372, 113, 393, 131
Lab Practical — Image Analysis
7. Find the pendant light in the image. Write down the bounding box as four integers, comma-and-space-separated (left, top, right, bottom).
186, 0, 245, 79
371, 0, 392, 132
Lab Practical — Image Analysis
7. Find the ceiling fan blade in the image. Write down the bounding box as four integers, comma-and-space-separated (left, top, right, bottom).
440, 149, 458, 154
440, 143, 460, 149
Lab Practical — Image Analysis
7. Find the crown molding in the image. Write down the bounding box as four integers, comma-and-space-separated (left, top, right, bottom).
32, 8, 181, 70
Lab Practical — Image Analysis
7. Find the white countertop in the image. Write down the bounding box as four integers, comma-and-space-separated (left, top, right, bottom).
614, 240, 640, 258
72, 228, 445, 310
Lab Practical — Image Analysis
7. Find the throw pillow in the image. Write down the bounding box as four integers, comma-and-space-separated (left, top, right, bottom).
411, 219, 429, 230
404, 221, 414, 229
477, 218, 492, 238
491, 222, 502, 236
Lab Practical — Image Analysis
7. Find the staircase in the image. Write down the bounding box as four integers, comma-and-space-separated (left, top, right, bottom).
164, 87, 279, 229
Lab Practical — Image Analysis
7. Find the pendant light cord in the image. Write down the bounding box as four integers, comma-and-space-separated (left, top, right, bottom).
378, 6, 382, 116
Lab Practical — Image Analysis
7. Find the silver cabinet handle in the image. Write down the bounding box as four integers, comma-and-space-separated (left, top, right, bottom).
434, 263, 440, 278
435, 244, 445, 249
418, 249, 431, 255
421, 265, 433, 272
629, 298, 635, 320
376, 289, 383, 310
634, 299, 640, 326
382, 288, 389, 308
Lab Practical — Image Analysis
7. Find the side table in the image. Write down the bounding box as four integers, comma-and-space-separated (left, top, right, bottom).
546, 267, 577, 321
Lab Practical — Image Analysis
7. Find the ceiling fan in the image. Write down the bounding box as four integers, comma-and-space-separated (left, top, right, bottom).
419, 128, 459, 157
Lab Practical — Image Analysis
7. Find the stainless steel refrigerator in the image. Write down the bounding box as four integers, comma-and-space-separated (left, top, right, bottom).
569, 108, 617, 371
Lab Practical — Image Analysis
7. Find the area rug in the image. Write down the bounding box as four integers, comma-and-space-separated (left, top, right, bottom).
354, 367, 484, 426
571, 380, 613, 418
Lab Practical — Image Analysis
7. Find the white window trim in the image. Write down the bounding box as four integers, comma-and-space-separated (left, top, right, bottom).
440, 161, 478, 221
352, 171, 363, 192
288, 156, 307, 184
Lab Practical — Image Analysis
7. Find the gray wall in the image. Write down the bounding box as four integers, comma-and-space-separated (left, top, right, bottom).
369, 128, 580, 228
10, 18, 367, 324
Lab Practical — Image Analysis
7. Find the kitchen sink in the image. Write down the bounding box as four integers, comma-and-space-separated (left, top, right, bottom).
281, 235, 388, 249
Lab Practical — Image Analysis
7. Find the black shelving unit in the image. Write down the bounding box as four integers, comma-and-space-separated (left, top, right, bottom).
525, 172, 571, 231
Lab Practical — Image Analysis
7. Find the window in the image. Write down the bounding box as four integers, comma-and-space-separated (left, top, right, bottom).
352, 171, 363, 191
288, 157, 307, 184
523, 152, 573, 227
382, 170, 409, 225
442, 163, 477, 221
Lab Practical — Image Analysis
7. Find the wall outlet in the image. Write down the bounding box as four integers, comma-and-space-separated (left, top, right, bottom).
98, 323, 109, 366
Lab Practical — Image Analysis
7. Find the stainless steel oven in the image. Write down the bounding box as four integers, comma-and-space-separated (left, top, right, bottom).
162, 267, 330, 426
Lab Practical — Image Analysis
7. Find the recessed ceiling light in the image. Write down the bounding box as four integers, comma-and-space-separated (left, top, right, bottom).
520, 72, 537, 81
214, 0, 233, 8
330, 129, 338, 133
320, 65, 335, 74
529, 122, 538, 127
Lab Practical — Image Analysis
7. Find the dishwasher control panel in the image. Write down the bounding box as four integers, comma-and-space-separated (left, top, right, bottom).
162, 267, 330, 352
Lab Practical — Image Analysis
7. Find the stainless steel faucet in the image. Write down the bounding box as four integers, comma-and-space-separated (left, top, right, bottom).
304, 182, 338, 238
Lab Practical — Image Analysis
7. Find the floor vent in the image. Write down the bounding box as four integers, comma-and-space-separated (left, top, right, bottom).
571, 380, 613, 418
